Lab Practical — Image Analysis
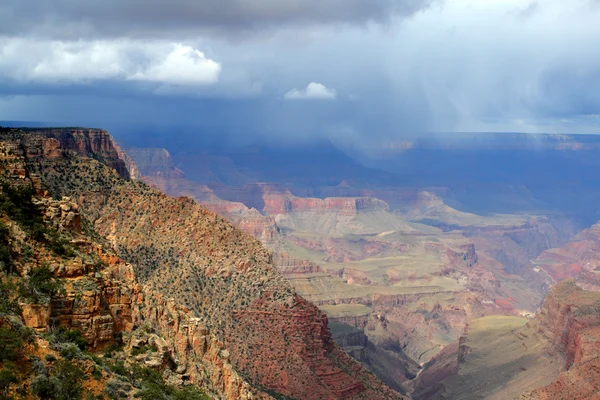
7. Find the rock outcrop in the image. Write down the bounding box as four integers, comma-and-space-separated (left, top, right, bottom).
125, 148, 185, 180
273, 252, 324, 275
263, 193, 390, 216
534, 279, 600, 368
0, 128, 402, 399
7, 195, 138, 349
521, 279, 600, 399
205, 201, 280, 244
412, 280, 600, 400
22, 127, 131, 180
531, 223, 600, 291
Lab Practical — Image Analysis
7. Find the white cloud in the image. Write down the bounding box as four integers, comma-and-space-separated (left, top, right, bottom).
284, 82, 336, 100
128, 44, 220, 86
0, 39, 221, 87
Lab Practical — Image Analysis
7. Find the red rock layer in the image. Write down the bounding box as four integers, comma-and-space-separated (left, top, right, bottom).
205, 201, 280, 243
533, 279, 600, 369
263, 192, 389, 216
533, 224, 600, 291
2, 128, 403, 400
22, 127, 131, 179
523, 279, 600, 399
18, 197, 138, 350
272, 252, 324, 275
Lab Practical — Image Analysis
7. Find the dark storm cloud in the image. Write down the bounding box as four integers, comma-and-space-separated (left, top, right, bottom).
2, 0, 600, 139
0, 0, 435, 39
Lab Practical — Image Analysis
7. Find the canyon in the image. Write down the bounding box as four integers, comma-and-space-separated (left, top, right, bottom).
0, 128, 400, 399
412, 279, 600, 400
120, 134, 600, 397
2, 127, 600, 399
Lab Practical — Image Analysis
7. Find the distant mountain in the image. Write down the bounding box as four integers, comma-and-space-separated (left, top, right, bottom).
348, 133, 600, 225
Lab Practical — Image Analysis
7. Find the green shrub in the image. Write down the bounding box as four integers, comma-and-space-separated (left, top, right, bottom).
107, 361, 128, 377
33, 360, 86, 400
54, 327, 88, 351
104, 379, 131, 399
129, 365, 209, 400
31, 374, 59, 400
58, 343, 81, 361
18, 325, 35, 343
0, 183, 45, 242
0, 365, 19, 397
103, 341, 124, 359
31, 357, 48, 375
18, 264, 63, 304
0, 279, 21, 315
21, 244, 34, 262
130, 344, 158, 356
30, 264, 62, 297
91, 365, 102, 380
0, 222, 13, 274
52, 360, 85, 400
47, 231, 75, 258
171, 386, 210, 400
135, 382, 169, 400
0, 182, 75, 258
0, 326, 22, 362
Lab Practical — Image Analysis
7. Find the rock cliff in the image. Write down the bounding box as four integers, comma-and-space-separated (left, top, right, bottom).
22, 127, 131, 180
125, 148, 185, 180
411, 280, 600, 400
531, 223, 600, 292
0, 128, 401, 399
263, 193, 390, 216
521, 279, 600, 399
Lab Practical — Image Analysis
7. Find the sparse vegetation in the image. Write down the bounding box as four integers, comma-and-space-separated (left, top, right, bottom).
53, 327, 89, 351
0, 183, 45, 241
0, 366, 18, 397
19, 263, 64, 304
0, 129, 394, 399
0, 280, 21, 315
0, 325, 23, 363
0, 181, 75, 258
31, 359, 85, 400
130, 344, 158, 356
0, 222, 13, 274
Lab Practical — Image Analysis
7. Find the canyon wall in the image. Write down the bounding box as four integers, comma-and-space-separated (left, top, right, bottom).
1, 128, 402, 400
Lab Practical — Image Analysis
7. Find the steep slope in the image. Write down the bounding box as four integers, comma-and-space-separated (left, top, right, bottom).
412, 279, 600, 400
125, 149, 550, 374
126, 147, 280, 244
1, 128, 401, 399
530, 223, 600, 291
124, 145, 577, 394
0, 148, 213, 398
521, 279, 600, 400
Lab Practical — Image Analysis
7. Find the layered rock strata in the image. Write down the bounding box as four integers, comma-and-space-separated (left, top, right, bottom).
0, 128, 401, 400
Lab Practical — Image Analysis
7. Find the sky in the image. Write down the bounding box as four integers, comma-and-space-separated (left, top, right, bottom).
1, 0, 600, 144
